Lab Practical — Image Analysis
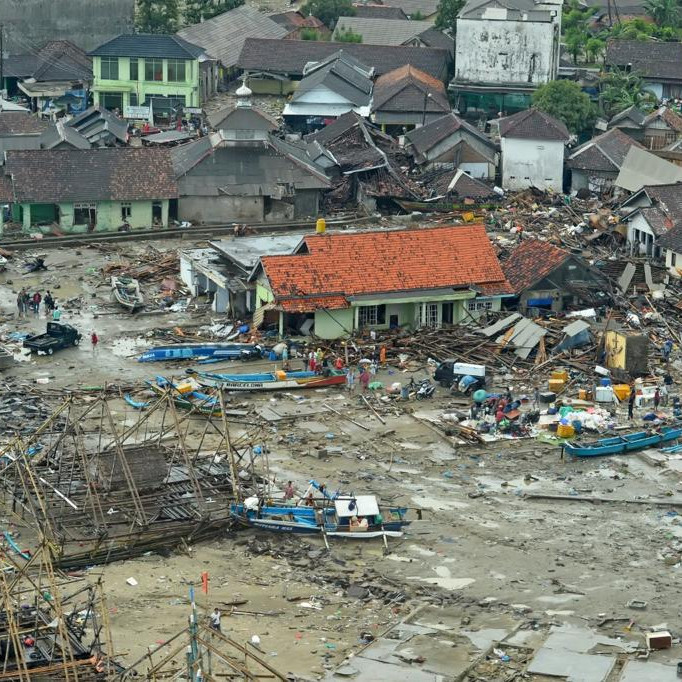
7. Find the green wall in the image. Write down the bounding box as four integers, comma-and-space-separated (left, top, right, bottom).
20, 199, 169, 234
314, 308, 354, 339
92, 55, 200, 110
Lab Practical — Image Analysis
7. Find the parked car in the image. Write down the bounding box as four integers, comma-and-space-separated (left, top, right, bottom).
23, 323, 82, 355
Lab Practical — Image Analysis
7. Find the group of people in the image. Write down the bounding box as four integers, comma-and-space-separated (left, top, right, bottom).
16, 289, 58, 318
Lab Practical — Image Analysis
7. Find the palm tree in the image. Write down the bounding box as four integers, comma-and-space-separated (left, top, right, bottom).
600, 68, 657, 118
644, 0, 680, 28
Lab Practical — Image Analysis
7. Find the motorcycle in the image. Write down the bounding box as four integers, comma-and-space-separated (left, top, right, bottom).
415, 378, 435, 400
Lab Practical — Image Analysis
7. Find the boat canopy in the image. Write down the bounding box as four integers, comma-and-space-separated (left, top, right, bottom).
335, 495, 379, 518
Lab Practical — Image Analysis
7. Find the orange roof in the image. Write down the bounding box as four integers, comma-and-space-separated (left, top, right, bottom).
260, 225, 512, 310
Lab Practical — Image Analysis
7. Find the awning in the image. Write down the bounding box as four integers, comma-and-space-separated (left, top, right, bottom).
18, 81, 74, 98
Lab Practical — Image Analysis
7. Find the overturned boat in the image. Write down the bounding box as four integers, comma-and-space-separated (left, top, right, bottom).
138, 343, 262, 363
111, 275, 144, 312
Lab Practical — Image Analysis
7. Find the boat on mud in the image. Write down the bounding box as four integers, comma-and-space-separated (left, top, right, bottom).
111, 275, 144, 312
196, 368, 347, 391
138, 343, 263, 363
230, 481, 411, 539
564, 425, 682, 457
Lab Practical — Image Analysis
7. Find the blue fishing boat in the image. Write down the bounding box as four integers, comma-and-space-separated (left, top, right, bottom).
138, 343, 263, 363
230, 481, 410, 539
564, 425, 682, 457
197, 368, 347, 392
148, 376, 223, 416
124, 394, 151, 409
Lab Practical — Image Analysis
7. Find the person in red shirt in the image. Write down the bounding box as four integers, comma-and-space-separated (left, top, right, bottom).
91, 331, 99, 354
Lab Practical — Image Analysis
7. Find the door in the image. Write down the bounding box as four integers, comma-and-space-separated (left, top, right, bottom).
389, 314, 399, 328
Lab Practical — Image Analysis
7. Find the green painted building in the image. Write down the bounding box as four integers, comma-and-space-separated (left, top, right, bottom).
88, 34, 216, 119
250, 225, 512, 340
3, 147, 178, 234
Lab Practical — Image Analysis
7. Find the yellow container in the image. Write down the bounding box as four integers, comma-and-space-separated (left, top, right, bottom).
316, 218, 326, 233
578, 389, 586, 400
175, 381, 194, 394
557, 423, 575, 438
552, 369, 569, 382
462, 211, 475, 223
276, 370, 286, 381
613, 384, 631, 401
549, 378, 565, 392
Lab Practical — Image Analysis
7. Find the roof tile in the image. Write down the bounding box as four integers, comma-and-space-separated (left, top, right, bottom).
502, 239, 570, 293
499, 108, 570, 141
261, 225, 512, 309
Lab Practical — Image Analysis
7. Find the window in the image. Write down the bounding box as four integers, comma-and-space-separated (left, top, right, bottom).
74, 203, 97, 225
424, 303, 438, 327
167, 59, 186, 82
130, 58, 139, 81
100, 57, 119, 80
129, 92, 138, 107
467, 300, 494, 312
145, 58, 163, 81
121, 202, 132, 220
672, 252, 677, 267
101, 91, 123, 112
358, 305, 386, 327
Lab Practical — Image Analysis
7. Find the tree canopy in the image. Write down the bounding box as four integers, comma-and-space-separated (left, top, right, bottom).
135, 0, 180, 34
183, 0, 244, 25
435, 0, 464, 34
301, 0, 355, 28
532, 80, 595, 134
600, 68, 657, 117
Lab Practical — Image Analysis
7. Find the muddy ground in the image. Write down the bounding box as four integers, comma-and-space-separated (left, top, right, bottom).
1, 241, 681, 680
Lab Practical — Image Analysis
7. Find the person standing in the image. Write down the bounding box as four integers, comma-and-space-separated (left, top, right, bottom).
334, 356, 344, 370
283, 481, 295, 501
533, 386, 540, 409
209, 608, 221, 633
21, 290, 30, 317
347, 367, 356, 394
379, 345, 387, 367
359, 368, 370, 392
52, 306, 61, 321
16, 290, 24, 318
654, 387, 661, 410
628, 387, 636, 420
661, 382, 669, 406
32, 291, 41, 316
44, 291, 54, 314
91, 331, 99, 354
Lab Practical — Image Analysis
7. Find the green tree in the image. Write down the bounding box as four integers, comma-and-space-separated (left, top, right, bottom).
301, 0, 355, 28
136, 0, 180, 33
532, 80, 595, 133
335, 27, 363, 42
301, 28, 321, 40
565, 28, 588, 64
600, 68, 657, 117
644, 0, 680, 27
183, 0, 244, 25
585, 37, 605, 63
606, 18, 656, 40
435, 0, 464, 35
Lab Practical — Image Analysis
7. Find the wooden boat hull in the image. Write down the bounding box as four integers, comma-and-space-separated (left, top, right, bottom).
148, 380, 222, 416
199, 371, 347, 391
565, 426, 682, 457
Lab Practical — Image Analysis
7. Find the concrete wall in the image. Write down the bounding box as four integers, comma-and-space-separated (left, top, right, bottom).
178, 195, 265, 224
1, 0, 135, 54
314, 308, 354, 339
455, 16, 559, 86
501, 137, 564, 192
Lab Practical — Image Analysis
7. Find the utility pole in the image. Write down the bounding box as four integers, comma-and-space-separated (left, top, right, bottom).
0, 24, 4, 99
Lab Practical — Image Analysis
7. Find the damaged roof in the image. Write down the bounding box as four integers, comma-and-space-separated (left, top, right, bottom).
238, 38, 450, 80
351, 5, 409, 19
4, 148, 178, 203
568, 128, 644, 173
372, 64, 449, 115
258, 225, 512, 311
405, 112, 495, 156
502, 239, 570, 293
606, 40, 682, 82
656, 220, 682, 253
499, 108, 570, 141
643, 106, 682, 133
432, 169, 498, 199
177, 6, 287, 68
608, 104, 647, 129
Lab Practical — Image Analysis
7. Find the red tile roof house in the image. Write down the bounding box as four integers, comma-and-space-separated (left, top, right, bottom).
502, 238, 608, 314
249, 224, 513, 338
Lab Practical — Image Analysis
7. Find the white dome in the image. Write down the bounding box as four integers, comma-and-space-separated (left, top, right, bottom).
236, 83, 252, 97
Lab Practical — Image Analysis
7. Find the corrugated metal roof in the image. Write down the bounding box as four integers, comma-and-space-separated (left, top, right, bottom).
177, 6, 288, 68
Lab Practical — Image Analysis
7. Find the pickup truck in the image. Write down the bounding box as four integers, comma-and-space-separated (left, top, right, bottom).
434, 361, 487, 391
23, 323, 82, 355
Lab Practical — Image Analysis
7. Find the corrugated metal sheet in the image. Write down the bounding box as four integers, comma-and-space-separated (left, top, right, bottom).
480, 313, 521, 337
496, 317, 547, 359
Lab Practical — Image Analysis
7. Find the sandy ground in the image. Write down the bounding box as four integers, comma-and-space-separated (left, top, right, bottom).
2, 242, 682, 679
